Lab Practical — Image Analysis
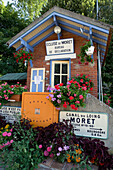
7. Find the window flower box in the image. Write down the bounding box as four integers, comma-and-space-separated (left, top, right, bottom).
9, 94, 22, 102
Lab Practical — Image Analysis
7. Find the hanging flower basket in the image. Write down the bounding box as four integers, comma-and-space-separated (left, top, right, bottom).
78, 40, 95, 64
13, 49, 33, 65
85, 46, 95, 56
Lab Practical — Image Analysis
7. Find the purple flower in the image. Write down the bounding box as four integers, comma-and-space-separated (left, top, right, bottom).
46, 96, 49, 99
56, 107, 60, 110
57, 99, 61, 104
57, 94, 61, 98
63, 145, 70, 151
67, 82, 71, 85
58, 147, 62, 152
51, 98, 56, 101
56, 152, 60, 156
58, 89, 61, 91
49, 94, 54, 98
47, 86, 50, 91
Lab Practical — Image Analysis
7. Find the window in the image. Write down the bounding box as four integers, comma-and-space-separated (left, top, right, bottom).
51, 61, 69, 87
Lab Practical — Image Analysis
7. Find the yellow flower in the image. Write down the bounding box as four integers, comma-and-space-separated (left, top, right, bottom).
76, 157, 81, 162
0, 131, 1, 133
5, 124, 9, 129
1, 127, 3, 130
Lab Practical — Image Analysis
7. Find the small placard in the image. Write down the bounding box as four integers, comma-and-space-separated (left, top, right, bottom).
59, 111, 109, 139
45, 38, 74, 55
34, 76, 41, 84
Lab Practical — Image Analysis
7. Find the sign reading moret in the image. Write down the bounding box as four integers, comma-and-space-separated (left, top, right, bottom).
45, 38, 74, 55
59, 111, 109, 139
0, 106, 21, 123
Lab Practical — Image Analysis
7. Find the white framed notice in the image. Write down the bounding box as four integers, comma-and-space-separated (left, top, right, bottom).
45, 38, 74, 55
59, 111, 109, 139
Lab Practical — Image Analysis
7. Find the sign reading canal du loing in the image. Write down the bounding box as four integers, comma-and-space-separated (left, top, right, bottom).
59, 111, 109, 139
45, 38, 74, 55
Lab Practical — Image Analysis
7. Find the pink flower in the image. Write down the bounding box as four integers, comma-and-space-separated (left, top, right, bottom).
82, 87, 87, 91
7, 132, 12, 137
79, 95, 83, 100
3, 90, 6, 93
5, 97, 8, 100
24, 86, 27, 89
80, 79, 83, 83
2, 132, 7, 136
49, 153, 54, 158
5, 141, 10, 146
0, 96, 2, 98
39, 144, 42, 149
10, 140, 14, 144
10, 91, 14, 94
75, 101, 80, 104
74, 94, 76, 97
10, 85, 14, 88
44, 150, 49, 156
58, 147, 62, 152
0, 103, 1, 105
57, 152, 60, 156
10, 129, 13, 132
17, 82, 19, 84
47, 147, 51, 152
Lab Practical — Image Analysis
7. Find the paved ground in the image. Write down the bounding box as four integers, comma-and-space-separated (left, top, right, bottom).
0, 157, 98, 170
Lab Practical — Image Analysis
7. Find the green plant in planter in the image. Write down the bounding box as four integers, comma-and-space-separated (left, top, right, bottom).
0, 82, 28, 108
78, 40, 94, 64
46, 74, 94, 110
13, 48, 33, 64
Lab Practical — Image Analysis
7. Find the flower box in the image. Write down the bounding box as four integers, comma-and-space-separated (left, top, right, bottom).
9, 94, 22, 102
85, 46, 95, 56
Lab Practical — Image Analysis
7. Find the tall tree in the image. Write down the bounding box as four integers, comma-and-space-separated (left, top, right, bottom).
0, 1, 31, 75
12, 0, 48, 21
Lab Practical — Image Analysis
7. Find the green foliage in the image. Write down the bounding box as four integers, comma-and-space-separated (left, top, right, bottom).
0, 3, 31, 75
102, 35, 113, 107
0, 119, 44, 170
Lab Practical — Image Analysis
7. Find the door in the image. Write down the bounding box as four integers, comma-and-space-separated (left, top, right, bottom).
30, 68, 45, 92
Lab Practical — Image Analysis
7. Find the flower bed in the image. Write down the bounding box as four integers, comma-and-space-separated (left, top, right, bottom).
0, 118, 113, 170
46, 74, 94, 110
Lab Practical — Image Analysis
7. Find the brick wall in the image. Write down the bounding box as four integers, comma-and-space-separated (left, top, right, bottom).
27, 30, 98, 97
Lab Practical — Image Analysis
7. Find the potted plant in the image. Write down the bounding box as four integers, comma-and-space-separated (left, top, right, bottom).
78, 40, 95, 64
13, 49, 33, 65
0, 82, 28, 107
9, 82, 28, 102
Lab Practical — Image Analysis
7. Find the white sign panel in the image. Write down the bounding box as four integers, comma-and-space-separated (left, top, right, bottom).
46, 38, 74, 55
59, 111, 108, 139
34, 76, 41, 84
